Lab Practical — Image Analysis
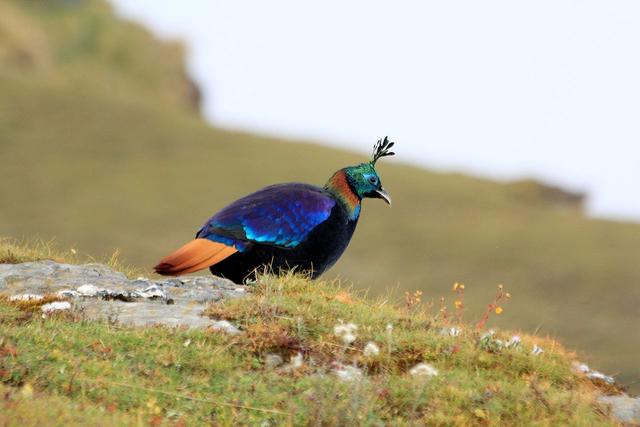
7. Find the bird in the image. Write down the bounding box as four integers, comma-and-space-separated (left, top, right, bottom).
154, 137, 395, 283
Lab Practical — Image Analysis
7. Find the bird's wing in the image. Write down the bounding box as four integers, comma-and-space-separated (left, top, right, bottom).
197, 183, 336, 250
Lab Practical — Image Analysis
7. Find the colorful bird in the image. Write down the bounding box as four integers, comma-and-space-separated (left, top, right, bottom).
154, 137, 395, 283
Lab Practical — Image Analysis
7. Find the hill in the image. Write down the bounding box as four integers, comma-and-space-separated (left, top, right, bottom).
0, 0, 639, 391
0, 241, 623, 425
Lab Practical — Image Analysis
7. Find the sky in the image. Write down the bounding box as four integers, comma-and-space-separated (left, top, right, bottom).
110, 0, 640, 221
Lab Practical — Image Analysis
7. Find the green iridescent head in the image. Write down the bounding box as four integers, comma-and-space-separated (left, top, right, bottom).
344, 136, 395, 204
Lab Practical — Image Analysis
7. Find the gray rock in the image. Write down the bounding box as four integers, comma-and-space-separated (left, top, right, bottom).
572, 361, 616, 385
41, 301, 71, 313
211, 320, 242, 335
0, 260, 246, 329
587, 371, 615, 384
76, 284, 101, 297
599, 394, 640, 425
264, 354, 284, 369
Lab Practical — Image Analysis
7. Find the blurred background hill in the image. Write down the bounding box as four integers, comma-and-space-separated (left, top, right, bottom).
0, 0, 638, 390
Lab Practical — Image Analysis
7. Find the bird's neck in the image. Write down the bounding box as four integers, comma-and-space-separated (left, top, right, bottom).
324, 169, 361, 220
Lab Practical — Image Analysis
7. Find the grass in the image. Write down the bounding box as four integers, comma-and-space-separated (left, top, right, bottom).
0, 237, 72, 265
0, 383, 136, 427
0, 265, 619, 425
0, 237, 139, 278
1, 0, 639, 391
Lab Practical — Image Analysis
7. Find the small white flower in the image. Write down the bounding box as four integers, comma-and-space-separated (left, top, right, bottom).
386, 323, 393, 332
363, 341, 380, 357
334, 322, 358, 345
479, 329, 504, 352
333, 363, 363, 382
481, 329, 496, 340
334, 322, 358, 335
343, 333, 357, 344
183, 339, 192, 347
506, 335, 521, 348
440, 327, 461, 337
531, 345, 544, 355
409, 363, 439, 378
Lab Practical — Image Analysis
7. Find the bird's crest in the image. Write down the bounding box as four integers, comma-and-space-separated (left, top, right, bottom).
371, 136, 395, 166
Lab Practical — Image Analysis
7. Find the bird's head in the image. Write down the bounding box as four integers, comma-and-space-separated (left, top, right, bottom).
343, 137, 395, 205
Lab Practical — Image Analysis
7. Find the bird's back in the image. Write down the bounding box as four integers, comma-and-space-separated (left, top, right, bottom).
206, 183, 358, 282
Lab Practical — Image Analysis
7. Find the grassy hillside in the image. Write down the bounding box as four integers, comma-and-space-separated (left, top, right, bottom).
0, 242, 619, 425
0, 0, 639, 392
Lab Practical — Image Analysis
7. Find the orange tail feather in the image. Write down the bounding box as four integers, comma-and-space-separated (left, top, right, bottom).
154, 239, 237, 276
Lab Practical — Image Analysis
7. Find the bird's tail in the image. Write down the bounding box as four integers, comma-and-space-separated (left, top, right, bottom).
154, 239, 237, 276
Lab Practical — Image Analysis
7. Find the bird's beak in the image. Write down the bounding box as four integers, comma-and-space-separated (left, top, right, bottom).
374, 188, 392, 206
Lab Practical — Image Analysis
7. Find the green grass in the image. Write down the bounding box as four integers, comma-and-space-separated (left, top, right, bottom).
1, 0, 639, 393
0, 268, 617, 425
0, 383, 136, 427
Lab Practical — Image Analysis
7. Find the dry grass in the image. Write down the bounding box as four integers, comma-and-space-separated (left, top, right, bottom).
0, 237, 139, 278
0, 237, 71, 265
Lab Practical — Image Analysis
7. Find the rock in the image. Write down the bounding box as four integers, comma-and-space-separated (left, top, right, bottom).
210, 320, 242, 335
41, 301, 71, 313
138, 284, 166, 299
572, 362, 635, 424
587, 371, 615, 385
264, 354, 284, 369
278, 352, 305, 372
599, 395, 640, 425
0, 260, 246, 329
572, 362, 616, 385
76, 284, 101, 297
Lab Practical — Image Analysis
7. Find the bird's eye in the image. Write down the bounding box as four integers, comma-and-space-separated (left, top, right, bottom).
369, 176, 378, 184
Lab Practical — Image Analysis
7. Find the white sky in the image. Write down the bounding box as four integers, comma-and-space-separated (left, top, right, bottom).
110, 0, 640, 221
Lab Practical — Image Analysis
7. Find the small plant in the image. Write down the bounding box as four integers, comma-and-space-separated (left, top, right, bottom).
334, 321, 358, 346
476, 284, 511, 331
438, 296, 449, 323
404, 290, 423, 311
452, 282, 465, 324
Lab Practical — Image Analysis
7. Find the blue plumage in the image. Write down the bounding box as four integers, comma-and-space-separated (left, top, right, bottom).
196, 183, 335, 251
